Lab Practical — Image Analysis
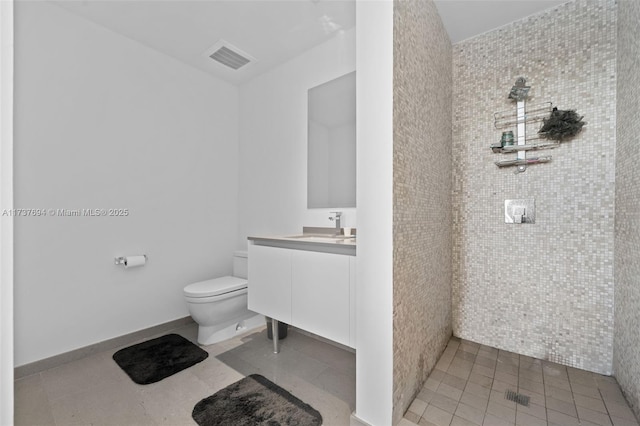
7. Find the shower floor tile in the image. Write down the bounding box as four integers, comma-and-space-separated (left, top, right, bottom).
14, 323, 355, 426
403, 337, 639, 426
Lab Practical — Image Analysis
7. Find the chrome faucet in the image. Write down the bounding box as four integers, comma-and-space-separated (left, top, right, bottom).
329, 211, 342, 235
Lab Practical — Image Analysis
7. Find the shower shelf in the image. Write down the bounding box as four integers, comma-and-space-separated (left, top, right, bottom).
491, 140, 560, 154
495, 156, 552, 168
491, 79, 555, 173
494, 102, 553, 129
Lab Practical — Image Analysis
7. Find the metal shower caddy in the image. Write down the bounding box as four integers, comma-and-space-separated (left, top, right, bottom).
491, 77, 559, 174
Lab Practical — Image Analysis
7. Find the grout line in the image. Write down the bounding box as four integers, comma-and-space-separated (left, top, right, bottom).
481, 346, 497, 424
515, 353, 522, 419
566, 367, 583, 423
541, 359, 550, 425
598, 387, 616, 425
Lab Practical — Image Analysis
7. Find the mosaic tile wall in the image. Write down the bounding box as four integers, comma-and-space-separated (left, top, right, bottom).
451, 0, 617, 375
393, 0, 453, 423
614, 0, 640, 418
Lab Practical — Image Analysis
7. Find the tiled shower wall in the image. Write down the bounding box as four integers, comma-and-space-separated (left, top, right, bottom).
452, 0, 617, 375
614, 0, 640, 418
393, 0, 452, 423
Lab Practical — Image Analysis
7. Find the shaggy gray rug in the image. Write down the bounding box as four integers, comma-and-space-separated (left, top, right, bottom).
192, 374, 323, 426
112, 334, 208, 384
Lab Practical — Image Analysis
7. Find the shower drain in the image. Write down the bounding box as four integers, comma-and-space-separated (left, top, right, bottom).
505, 390, 530, 407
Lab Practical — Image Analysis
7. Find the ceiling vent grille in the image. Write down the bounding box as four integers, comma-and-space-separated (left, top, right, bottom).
205, 41, 255, 71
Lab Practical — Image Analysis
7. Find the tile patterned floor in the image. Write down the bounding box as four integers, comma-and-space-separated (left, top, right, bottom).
14, 324, 355, 425
400, 337, 639, 426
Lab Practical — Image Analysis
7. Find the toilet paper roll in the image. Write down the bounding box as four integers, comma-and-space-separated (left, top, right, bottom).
124, 255, 146, 269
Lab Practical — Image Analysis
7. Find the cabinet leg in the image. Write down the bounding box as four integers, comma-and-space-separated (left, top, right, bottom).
271, 319, 280, 354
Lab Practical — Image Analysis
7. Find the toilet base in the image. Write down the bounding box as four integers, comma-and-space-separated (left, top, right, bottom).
196, 313, 265, 346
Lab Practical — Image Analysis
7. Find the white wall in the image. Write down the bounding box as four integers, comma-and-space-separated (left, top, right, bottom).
1, 0, 14, 421
13, 2, 239, 366
237, 29, 356, 248
354, 1, 394, 424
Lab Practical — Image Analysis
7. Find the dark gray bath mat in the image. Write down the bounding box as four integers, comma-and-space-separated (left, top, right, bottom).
112, 334, 208, 384
192, 374, 322, 426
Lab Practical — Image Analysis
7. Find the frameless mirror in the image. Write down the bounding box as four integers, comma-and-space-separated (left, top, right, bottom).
307, 71, 356, 209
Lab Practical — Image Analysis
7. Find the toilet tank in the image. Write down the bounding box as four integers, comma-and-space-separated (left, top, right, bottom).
233, 250, 248, 279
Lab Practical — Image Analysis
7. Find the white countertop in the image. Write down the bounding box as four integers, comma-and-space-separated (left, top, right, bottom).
248, 233, 356, 255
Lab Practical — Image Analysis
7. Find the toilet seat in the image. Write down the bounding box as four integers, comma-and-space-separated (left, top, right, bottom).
184, 276, 248, 298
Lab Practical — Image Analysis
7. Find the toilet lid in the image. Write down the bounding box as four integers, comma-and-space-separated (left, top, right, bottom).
184, 276, 248, 298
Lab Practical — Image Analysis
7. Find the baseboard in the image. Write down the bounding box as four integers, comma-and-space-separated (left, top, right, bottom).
14, 316, 195, 379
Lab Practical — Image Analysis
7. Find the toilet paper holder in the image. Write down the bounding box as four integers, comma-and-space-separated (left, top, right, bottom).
114, 255, 147, 266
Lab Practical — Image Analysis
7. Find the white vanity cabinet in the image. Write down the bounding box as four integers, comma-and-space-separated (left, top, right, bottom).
248, 242, 356, 348
247, 244, 292, 324
291, 250, 350, 346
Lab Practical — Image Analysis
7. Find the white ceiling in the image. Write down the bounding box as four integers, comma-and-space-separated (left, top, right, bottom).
52, 0, 569, 86
433, 0, 569, 44
52, 0, 356, 85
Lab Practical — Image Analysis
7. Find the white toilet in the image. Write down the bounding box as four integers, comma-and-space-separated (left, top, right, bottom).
184, 251, 264, 345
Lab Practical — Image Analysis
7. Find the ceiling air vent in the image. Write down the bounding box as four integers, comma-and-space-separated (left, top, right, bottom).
205, 41, 255, 71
